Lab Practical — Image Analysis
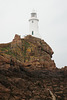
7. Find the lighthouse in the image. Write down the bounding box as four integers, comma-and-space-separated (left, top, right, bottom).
29, 10, 40, 38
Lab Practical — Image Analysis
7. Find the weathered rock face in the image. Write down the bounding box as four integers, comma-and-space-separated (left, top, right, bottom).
11, 34, 22, 48
0, 34, 56, 69
23, 35, 56, 70
0, 55, 67, 100
0, 34, 67, 100
24, 35, 53, 57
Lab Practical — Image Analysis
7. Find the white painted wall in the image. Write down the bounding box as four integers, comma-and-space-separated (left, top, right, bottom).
29, 12, 41, 38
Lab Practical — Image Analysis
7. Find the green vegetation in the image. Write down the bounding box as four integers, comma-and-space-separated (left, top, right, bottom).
0, 45, 16, 57
22, 40, 30, 56
5, 50, 15, 56
0, 47, 10, 51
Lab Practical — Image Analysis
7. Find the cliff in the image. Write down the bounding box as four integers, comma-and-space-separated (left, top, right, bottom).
0, 34, 56, 70
0, 34, 67, 100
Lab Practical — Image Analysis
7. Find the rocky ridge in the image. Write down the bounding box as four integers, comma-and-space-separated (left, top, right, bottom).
0, 34, 67, 100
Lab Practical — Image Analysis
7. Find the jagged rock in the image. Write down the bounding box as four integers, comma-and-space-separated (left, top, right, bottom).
0, 34, 56, 69
0, 57, 67, 100
11, 34, 22, 48
0, 34, 67, 100
24, 35, 53, 57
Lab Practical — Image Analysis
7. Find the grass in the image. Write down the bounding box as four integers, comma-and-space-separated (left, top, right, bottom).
21, 40, 31, 62
0, 47, 10, 51
22, 40, 30, 55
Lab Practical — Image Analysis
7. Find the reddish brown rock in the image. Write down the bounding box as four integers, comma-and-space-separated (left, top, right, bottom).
0, 54, 67, 100
24, 35, 53, 57
0, 34, 67, 100
11, 34, 22, 48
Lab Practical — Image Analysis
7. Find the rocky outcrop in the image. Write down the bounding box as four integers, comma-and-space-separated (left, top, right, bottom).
0, 34, 67, 100
0, 54, 67, 100
11, 34, 22, 48
24, 35, 53, 57
0, 34, 56, 69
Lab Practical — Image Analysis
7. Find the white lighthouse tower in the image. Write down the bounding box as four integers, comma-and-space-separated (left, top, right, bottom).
29, 10, 40, 38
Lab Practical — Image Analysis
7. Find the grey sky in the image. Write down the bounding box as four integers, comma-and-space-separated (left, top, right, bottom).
0, 0, 67, 68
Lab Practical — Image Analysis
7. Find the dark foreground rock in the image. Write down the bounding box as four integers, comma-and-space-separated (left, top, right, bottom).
0, 57, 67, 100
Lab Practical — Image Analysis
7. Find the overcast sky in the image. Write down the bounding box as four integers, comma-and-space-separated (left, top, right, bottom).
0, 0, 67, 68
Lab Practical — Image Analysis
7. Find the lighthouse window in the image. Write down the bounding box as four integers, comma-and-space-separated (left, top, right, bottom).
31, 13, 36, 17
32, 21, 34, 23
